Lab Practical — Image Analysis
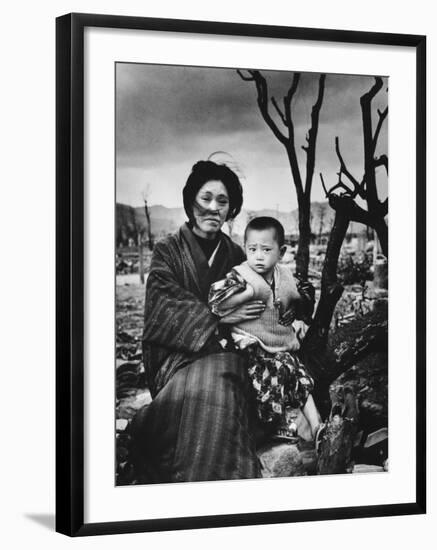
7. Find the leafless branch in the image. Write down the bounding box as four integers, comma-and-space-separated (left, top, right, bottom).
249, 70, 288, 145
304, 74, 326, 198
236, 69, 255, 81
361, 76, 384, 106
360, 76, 385, 211
328, 181, 355, 197
271, 96, 288, 127
374, 154, 388, 173
320, 170, 355, 199
372, 106, 388, 151
334, 137, 362, 198
320, 173, 329, 197
283, 72, 301, 129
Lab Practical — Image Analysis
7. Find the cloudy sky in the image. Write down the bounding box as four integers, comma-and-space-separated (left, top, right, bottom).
116, 63, 387, 211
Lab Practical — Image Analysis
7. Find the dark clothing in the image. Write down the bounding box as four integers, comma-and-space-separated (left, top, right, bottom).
142, 223, 244, 397
131, 352, 261, 483
135, 223, 261, 482
191, 230, 221, 260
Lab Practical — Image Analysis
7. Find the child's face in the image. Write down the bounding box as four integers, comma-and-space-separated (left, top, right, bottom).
245, 228, 286, 277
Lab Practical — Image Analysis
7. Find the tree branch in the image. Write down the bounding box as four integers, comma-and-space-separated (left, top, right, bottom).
360, 77, 384, 211
281, 72, 304, 196
238, 68, 304, 194
320, 173, 329, 197
283, 72, 301, 129
361, 76, 384, 105
328, 181, 355, 198
374, 154, 388, 173
271, 96, 288, 127
236, 69, 255, 81
250, 70, 288, 145
334, 137, 363, 198
373, 106, 388, 151
304, 74, 326, 199
328, 195, 373, 227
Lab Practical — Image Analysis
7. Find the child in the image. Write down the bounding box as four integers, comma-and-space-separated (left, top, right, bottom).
209, 216, 322, 442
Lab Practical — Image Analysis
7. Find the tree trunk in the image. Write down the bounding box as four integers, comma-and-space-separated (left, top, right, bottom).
295, 199, 311, 280
138, 234, 144, 285
144, 201, 154, 251
373, 218, 388, 258
317, 386, 359, 474
305, 208, 349, 349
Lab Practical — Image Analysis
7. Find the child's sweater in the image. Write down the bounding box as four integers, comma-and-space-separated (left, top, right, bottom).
232, 262, 302, 353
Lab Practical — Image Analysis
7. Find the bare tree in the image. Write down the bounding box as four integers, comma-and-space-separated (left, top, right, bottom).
238, 70, 326, 279
317, 203, 326, 244
303, 76, 388, 383
142, 188, 154, 252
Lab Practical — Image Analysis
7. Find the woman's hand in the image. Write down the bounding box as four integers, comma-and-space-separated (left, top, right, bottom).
218, 301, 265, 324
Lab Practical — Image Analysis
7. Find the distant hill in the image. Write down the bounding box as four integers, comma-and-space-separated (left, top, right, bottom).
116, 201, 367, 246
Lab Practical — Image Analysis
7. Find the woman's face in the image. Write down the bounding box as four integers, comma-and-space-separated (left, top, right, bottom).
192, 180, 230, 238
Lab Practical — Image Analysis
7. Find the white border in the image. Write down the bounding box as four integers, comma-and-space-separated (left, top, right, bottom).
84, 26, 416, 524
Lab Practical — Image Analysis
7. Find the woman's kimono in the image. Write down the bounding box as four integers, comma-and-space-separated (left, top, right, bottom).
131, 223, 262, 483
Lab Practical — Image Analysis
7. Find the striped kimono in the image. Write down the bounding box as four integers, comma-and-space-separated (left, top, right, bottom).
131, 223, 262, 483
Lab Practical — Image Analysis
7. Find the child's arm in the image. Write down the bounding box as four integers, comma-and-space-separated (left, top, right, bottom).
279, 278, 315, 327
293, 278, 315, 324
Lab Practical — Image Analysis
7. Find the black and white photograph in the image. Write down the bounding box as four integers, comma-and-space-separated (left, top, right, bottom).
115, 62, 389, 485
1, 0, 432, 545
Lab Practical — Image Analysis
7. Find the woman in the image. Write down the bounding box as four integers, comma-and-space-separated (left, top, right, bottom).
131, 160, 266, 483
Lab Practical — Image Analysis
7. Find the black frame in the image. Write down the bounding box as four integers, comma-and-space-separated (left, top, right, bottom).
56, 12, 426, 537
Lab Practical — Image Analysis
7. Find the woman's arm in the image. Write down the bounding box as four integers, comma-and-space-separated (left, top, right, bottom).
208, 268, 264, 323
216, 284, 254, 310
143, 241, 219, 354
218, 300, 265, 324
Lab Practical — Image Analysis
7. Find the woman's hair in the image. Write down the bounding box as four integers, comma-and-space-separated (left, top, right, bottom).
183, 160, 243, 222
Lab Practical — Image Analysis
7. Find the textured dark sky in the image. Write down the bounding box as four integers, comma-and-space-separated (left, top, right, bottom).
116, 63, 388, 211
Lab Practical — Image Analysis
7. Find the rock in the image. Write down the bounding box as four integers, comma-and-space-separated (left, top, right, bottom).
133, 390, 152, 408
364, 427, 388, 447
116, 418, 129, 431
354, 426, 388, 465
117, 389, 152, 420
257, 443, 306, 477
332, 351, 388, 435
317, 386, 359, 475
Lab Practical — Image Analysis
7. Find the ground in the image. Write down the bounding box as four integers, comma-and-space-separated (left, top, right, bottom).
115, 263, 388, 484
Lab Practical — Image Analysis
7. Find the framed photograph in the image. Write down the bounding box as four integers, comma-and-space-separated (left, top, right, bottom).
56, 12, 426, 536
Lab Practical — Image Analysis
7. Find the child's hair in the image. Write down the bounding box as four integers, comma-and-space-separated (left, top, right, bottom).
244, 216, 285, 247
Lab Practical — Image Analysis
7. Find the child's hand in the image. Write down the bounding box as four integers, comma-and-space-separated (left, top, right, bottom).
279, 305, 297, 326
